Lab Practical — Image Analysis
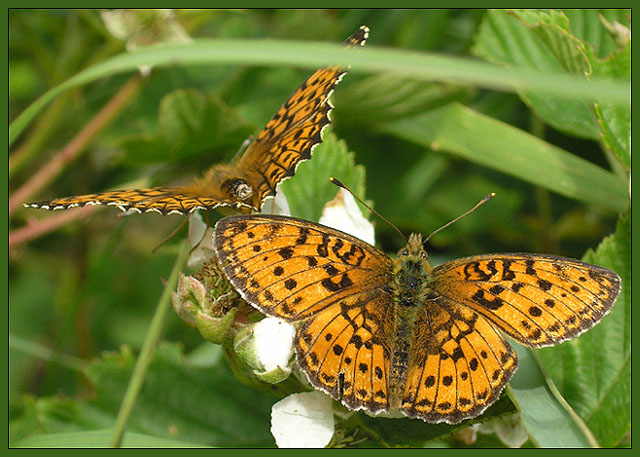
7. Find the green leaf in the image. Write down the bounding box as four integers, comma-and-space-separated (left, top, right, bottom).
333, 73, 475, 126
509, 345, 596, 447
379, 103, 628, 212
280, 131, 366, 222
158, 89, 206, 150
591, 38, 631, 171
118, 90, 253, 166
536, 213, 630, 447
472, 10, 600, 139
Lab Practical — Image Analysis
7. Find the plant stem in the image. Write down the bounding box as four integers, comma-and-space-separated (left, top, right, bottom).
109, 241, 189, 448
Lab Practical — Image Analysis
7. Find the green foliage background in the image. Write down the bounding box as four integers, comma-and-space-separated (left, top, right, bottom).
9, 9, 630, 448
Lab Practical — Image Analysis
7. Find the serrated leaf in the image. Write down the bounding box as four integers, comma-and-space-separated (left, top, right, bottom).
279, 131, 366, 222
562, 9, 630, 59
472, 10, 600, 139
536, 213, 630, 447
591, 41, 631, 171
380, 103, 628, 212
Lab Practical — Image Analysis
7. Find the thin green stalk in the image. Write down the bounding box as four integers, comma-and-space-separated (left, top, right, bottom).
110, 241, 190, 448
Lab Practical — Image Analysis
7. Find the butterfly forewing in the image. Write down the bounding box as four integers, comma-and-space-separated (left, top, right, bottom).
24, 187, 242, 215
430, 254, 621, 347
214, 214, 392, 320
237, 26, 369, 209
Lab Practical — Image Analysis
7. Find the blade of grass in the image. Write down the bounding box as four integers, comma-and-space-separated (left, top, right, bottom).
10, 38, 630, 147
109, 241, 190, 448
380, 103, 628, 212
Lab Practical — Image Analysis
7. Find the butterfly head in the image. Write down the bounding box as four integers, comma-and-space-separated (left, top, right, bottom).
223, 178, 254, 203
397, 233, 430, 266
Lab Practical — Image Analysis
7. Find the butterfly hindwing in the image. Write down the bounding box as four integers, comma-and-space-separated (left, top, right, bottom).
400, 301, 517, 424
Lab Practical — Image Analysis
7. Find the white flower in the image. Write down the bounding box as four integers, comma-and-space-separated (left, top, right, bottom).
253, 317, 296, 373
101, 9, 191, 76
271, 391, 335, 448
318, 188, 375, 245
261, 185, 291, 216
476, 413, 528, 448
187, 212, 215, 270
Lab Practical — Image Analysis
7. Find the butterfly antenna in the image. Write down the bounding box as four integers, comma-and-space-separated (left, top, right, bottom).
329, 177, 406, 243
424, 193, 495, 245
151, 216, 190, 253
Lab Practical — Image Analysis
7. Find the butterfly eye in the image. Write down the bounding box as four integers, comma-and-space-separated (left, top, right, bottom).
421, 252, 428, 260
397, 248, 408, 257
226, 179, 253, 201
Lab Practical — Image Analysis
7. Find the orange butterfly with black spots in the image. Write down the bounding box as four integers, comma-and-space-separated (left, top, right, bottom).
213, 214, 620, 424
25, 26, 369, 216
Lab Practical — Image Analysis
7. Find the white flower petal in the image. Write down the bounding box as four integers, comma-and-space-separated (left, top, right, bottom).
253, 317, 296, 372
187, 213, 215, 270
271, 392, 335, 448
477, 413, 528, 448
261, 185, 291, 216
318, 188, 375, 245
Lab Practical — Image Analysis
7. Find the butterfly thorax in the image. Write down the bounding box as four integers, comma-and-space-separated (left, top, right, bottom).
187, 164, 257, 212
388, 233, 434, 407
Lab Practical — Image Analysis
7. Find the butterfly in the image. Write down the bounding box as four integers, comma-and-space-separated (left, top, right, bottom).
25, 26, 369, 216
213, 214, 621, 424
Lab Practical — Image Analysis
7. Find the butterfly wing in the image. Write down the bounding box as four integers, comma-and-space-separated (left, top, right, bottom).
24, 186, 246, 215
214, 214, 394, 414
429, 254, 621, 348
234, 26, 369, 210
400, 300, 517, 424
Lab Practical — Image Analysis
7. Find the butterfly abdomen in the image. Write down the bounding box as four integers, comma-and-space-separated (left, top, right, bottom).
388, 249, 432, 407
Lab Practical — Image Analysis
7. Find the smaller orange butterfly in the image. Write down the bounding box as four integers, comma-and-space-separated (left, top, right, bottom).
213, 214, 620, 424
25, 26, 369, 216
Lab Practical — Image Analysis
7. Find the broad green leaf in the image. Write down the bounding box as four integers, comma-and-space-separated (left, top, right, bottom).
472, 10, 599, 139
15, 430, 209, 448
509, 345, 596, 447
537, 213, 630, 447
379, 103, 628, 212
280, 131, 366, 222
119, 91, 252, 165
158, 89, 206, 150
10, 36, 629, 147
